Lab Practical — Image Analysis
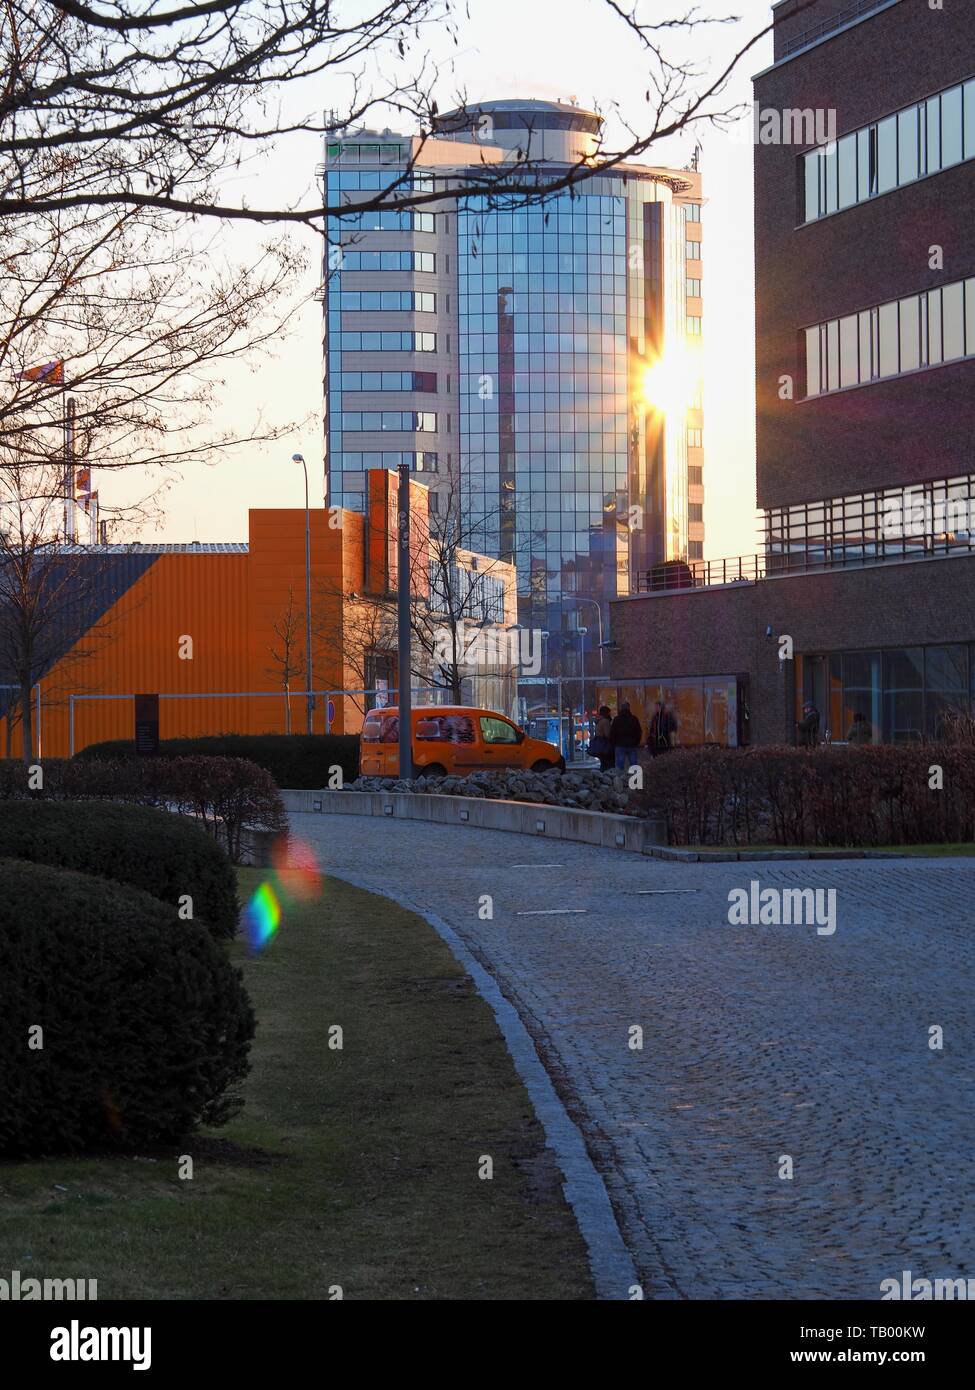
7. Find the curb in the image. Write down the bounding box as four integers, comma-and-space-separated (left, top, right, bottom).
644, 846, 903, 863
327, 868, 640, 1302
281, 787, 665, 854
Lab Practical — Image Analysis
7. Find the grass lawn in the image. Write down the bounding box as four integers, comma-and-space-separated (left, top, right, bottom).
0, 869, 592, 1300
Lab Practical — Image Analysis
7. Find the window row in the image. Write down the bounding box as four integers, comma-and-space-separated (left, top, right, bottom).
687, 428, 703, 448
328, 171, 435, 191
684, 203, 702, 222
336, 251, 435, 272
325, 142, 406, 163
802, 76, 975, 223
686, 278, 702, 297
334, 331, 436, 352
332, 208, 435, 231
687, 316, 702, 335
336, 371, 437, 393
804, 275, 975, 396
339, 412, 437, 432
330, 451, 438, 471
685, 239, 702, 260
333, 290, 435, 312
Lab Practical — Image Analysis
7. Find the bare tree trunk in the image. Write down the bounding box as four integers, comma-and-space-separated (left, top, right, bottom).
19, 678, 32, 763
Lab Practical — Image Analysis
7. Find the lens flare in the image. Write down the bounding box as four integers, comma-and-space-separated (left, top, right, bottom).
244, 838, 324, 953
245, 880, 282, 952
271, 834, 323, 902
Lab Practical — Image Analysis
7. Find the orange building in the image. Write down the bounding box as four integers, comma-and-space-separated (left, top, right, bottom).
0, 471, 432, 758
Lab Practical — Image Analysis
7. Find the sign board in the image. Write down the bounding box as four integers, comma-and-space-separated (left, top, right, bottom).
374, 679, 389, 710
326, 699, 336, 728
134, 693, 160, 756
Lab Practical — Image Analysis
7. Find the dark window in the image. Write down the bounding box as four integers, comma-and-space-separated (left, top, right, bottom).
479, 716, 519, 744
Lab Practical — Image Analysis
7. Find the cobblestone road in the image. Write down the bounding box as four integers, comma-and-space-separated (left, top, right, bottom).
296, 814, 975, 1299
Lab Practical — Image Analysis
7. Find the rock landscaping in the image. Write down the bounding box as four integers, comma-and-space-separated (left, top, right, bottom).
347, 766, 642, 815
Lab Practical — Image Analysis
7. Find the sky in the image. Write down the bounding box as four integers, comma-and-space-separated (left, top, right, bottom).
126, 0, 775, 560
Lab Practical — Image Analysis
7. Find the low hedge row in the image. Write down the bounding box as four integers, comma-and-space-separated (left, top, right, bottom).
77, 733, 360, 789
0, 754, 287, 862
0, 859, 255, 1156
632, 744, 975, 847
0, 799, 239, 939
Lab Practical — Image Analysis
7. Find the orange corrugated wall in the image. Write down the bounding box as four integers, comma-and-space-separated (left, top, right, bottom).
6, 505, 371, 758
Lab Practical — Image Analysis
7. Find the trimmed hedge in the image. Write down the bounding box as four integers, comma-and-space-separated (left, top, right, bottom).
0, 754, 287, 863
0, 859, 255, 1156
0, 799, 239, 939
76, 733, 360, 788
631, 744, 975, 847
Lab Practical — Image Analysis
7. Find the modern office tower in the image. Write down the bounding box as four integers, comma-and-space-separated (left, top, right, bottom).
320, 99, 703, 666
607, 0, 975, 747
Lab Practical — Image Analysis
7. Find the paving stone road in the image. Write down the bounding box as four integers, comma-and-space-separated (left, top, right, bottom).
295, 813, 975, 1299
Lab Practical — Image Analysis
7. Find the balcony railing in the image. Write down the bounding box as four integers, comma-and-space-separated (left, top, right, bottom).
780, 0, 896, 59
637, 533, 975, 593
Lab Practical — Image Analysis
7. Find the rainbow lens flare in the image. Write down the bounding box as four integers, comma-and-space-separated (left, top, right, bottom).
244, 836, 323, 953
245, 880, 282, 953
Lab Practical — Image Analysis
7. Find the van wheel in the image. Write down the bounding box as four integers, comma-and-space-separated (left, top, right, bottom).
531, 760, 555, 773
418, 763, 446, 779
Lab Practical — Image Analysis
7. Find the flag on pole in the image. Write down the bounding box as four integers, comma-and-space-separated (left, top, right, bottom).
16, 359, 64, 384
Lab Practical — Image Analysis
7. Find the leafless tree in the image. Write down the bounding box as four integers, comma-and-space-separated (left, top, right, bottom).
312, 572, 397, 716
0, 446, 135, 760
0, 1, 789, 230
265, 585, 305, 734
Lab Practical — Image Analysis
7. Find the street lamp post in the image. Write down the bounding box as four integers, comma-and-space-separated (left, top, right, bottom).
292, 454, 314, 734
559, 594, 604, 666
575, 626, 588, 762
396, 462, 413, 780
540, 630, 550, 716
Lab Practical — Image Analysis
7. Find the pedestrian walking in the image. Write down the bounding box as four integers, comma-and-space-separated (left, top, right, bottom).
610, 701, 642, 772
590, 705, 614, 771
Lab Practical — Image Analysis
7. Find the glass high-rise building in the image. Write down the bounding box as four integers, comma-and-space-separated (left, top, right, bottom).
321, 99, 703, 663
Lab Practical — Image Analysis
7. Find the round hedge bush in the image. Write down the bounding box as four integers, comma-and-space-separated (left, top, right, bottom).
0, 799, 240, 939
0, 859, 255, 1156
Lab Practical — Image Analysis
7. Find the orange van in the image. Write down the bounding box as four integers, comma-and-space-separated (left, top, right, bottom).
359, 705, 564, 779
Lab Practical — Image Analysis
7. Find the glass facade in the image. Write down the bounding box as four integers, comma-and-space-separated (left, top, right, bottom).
322, 110, 699, 680
797, 644, 975, 743
458, 185, 631, 640
801, 75, 975, 223
765, 472, 975, 568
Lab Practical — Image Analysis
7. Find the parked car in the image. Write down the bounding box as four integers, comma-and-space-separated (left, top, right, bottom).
359, 705, 564, 778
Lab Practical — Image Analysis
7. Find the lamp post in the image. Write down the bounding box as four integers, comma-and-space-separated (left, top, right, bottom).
396, 462, 413, 779
540, 629, 550, 717
575, 626, 588, 762
292, 454, 314, 734
559, 594, 604, 666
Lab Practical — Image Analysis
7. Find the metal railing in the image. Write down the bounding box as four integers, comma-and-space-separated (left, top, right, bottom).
638, 533, 975, 593
780, 0, 896, 58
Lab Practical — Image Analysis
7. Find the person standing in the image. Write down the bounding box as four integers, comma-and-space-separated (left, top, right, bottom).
590, 705, 614, 771
798, 701, 821, 747
646, 700, 677, 755
610, 701, 642, 772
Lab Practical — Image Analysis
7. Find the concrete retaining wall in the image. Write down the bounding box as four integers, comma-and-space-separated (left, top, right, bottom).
281, 788, 665, 855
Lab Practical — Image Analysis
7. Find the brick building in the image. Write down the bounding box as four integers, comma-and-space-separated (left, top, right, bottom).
606, 0, 975, 747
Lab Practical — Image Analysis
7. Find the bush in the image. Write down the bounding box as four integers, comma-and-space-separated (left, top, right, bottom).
631, 744, 975, 848
0, 754, 287, 864
0, 799, 239, 939
77, 733, 360, 788
0, 859, 255, 1156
